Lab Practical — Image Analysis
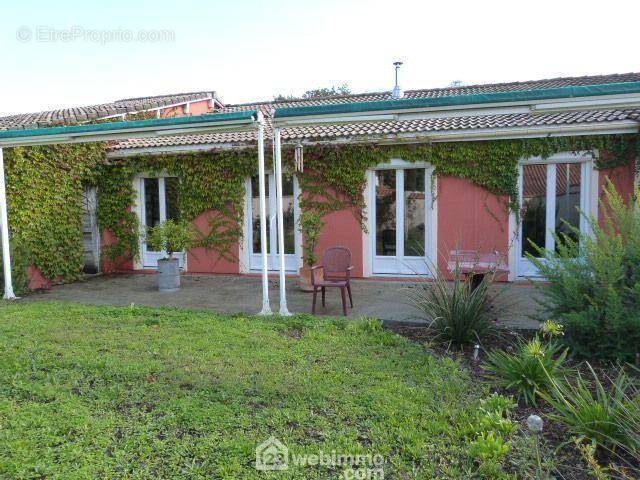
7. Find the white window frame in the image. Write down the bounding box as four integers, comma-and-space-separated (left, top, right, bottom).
244, 173, 301, 273
514, 151, 597, 278
365, 159, 437, 276
134, 173, 185, 270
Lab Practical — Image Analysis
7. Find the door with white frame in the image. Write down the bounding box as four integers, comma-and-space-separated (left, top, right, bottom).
370, 162, 436, 275
140, 176, 185, 269
517, 155, 594, 277
247, 174, 300, 272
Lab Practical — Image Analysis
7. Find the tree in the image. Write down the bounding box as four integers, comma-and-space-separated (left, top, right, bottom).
274, 83, 351, 101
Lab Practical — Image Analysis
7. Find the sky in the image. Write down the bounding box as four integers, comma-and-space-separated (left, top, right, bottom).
0, 0, 639, 116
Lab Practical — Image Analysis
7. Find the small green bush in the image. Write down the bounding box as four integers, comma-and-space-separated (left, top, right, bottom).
469, 431, 510, 461
530, 183, 640, 362
542, 363, 640, 463
146, 219, 195, 258
0, 237, 31, 295
483, 338, 568, 405
407, 268, 501, 345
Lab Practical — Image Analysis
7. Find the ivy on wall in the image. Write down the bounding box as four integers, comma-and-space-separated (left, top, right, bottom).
291, 134, 640, 232
3, 132, 637, 287
4, 143, 105, 284
95, 149, 257, 265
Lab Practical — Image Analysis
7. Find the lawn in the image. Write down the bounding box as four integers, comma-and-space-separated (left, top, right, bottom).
0, 302, 505, 479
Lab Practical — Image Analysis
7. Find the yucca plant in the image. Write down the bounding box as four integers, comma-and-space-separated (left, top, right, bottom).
407, 267, 500, 345
542, 364, 639, 466
483, 338, 568, 405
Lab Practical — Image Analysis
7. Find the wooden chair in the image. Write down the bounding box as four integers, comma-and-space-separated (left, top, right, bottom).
311, 246, 353, 316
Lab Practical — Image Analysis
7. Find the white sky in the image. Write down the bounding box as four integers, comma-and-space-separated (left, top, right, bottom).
0, 0, 638, 116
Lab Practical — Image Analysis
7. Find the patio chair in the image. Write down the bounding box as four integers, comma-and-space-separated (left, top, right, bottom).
311, 246, 353, 316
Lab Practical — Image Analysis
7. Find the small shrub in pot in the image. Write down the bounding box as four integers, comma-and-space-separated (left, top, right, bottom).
146, 220, 195, 292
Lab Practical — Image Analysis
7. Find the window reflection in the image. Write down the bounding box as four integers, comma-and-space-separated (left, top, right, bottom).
521, 164, 547, 256
404, 169, 426, 256
555, 163, 581, 252
376, 170, 396, 256
251, 176, 269, 254
165, 177, 180, 221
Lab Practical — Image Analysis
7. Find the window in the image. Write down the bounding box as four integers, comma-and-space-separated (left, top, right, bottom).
518, 158, 592, 277
371, 165, 434, 275
140, 176, 183, 268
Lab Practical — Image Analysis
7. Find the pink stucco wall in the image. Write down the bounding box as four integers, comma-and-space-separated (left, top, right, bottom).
161, 99, 212, 118
315, 207, 364, 278
436, 176, 510, 276
597, 161, 636, 225
186, 209, 240, 274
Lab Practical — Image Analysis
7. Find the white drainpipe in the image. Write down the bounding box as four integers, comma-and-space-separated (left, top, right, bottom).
0, 148, 15, 299
256, 111, 272, 314
274, 128, 291, 315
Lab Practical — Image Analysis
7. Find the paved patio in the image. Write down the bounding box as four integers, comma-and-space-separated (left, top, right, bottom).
25, 274, 545, 329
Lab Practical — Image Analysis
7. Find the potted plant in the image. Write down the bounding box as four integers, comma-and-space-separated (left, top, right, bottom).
298, 210, 324, 292
146, 219, 195, 292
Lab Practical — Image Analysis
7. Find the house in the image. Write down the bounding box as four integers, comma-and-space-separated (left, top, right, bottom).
0, 72, 639, 291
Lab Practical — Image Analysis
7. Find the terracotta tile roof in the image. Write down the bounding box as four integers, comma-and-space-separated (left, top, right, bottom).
110, 108, 640, 151
110, 72, 640, 151
0, 91, 216, 130
2, 72, 640, 151
222, 72, 640, 111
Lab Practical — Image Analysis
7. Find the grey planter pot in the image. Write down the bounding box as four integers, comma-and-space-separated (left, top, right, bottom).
157, 257, 180, 292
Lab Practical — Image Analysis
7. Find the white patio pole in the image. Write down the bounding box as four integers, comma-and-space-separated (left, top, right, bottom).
274, 128, 291, 315
256, 112, 272, 314
0, 148, 16, 300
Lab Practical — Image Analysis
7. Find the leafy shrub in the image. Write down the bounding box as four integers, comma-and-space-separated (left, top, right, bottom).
530, 183, 640, 362
469, 431, 510, 461
146, 220, 195, 258
483, 338, 568, 405
407, 268, 501, 345
0, 237, 31, 295
542, 363, 639, 463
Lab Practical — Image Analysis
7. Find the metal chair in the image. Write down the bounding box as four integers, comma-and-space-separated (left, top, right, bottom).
311, 246, 353, 316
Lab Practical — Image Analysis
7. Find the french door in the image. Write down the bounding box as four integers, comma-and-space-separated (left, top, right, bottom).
518, 160, 593, 277
371, 166, 435, 275
247, 174, 299, 272
140, 176, 185, 269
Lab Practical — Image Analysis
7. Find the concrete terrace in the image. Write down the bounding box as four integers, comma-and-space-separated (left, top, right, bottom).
25, 274, 545, 329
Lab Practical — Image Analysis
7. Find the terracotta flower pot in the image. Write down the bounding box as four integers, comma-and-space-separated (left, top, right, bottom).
298, 265, 320, 292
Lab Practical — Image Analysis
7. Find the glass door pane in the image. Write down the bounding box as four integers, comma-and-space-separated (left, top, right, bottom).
555, 163, 581, 251
376, 170, 396, 256
281, 177, 295, 254
521, 164, 547, 256
404, 168, 426, 257
164, 177, 180, 221
144, 178, 160, 230
251, 176, 270, 254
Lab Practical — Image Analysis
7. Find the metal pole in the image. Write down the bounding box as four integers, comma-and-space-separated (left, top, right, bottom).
274, 128, 291, 315
256, 112, 271, 314
0, 148, 15, 300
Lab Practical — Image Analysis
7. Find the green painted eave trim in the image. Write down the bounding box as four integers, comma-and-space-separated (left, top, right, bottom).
274, 82, 640, 119
0, 110, 257, 140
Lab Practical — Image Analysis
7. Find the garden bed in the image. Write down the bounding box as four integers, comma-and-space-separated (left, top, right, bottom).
388, 323, 640, 479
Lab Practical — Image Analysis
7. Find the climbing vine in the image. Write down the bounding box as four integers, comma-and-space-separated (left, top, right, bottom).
289, 134, 640, 243
2, 132, 637, 288
3, 143, 105, 284
95, 149, 257, 264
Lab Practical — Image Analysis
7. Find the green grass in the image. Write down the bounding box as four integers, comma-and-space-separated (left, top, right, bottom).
0, 302, 501, 479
